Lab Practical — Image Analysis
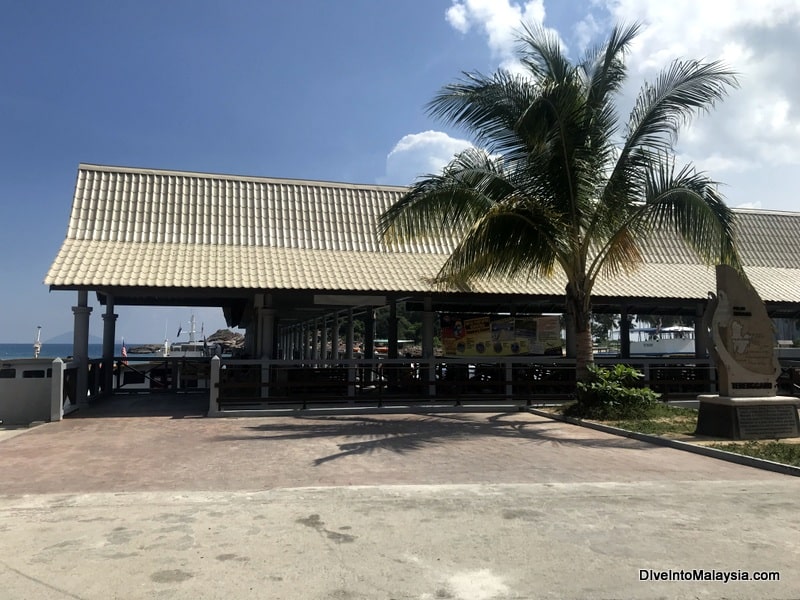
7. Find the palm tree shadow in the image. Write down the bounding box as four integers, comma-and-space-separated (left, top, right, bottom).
213, 412, 649, 466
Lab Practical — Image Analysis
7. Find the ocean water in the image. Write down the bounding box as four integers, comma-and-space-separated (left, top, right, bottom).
0, 343, 118, 360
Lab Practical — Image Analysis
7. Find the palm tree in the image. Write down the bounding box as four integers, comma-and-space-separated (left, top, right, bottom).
378, 22, 740, 380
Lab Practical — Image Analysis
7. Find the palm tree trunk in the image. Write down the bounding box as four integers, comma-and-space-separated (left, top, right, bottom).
566, 284, 594, 382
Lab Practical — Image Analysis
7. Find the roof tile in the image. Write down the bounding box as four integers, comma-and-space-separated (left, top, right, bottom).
45, 164, 800, 304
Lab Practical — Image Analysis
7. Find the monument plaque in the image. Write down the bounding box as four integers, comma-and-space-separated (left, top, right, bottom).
736, 404, 800, 439
696, 265, 800, 440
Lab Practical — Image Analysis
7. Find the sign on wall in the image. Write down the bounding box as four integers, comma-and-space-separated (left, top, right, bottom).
440, 314, 562, 357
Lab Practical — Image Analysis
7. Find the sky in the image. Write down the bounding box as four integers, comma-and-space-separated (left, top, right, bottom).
1, 0, 798, 344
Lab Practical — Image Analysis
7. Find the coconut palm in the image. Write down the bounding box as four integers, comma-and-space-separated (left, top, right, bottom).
378, 22, 740, 380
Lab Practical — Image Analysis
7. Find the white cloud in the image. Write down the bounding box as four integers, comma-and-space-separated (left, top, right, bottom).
442, 0, 800, 211
445, 0, 552, 69
379, 131, 473, 186
592, 0, 800, 208
445, 2, 470, 33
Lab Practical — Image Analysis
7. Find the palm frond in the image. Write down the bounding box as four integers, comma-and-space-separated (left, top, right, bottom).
378, 149, 511, 244
516, 22, 572, 83
426, 71, 537, 159
593, 225, 644, 279
433, 201, 564, 287
584, 22, 640, 107
639, 159, 740, 268
625, 60, 738, 152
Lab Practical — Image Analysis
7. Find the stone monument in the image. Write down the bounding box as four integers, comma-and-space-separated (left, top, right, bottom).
696, 265, 800, 439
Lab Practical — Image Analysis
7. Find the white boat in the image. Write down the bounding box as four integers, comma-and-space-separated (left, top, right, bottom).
157, 315, 217, 357
630, 326, 695, 356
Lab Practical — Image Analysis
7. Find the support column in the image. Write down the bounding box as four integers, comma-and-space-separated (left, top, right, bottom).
565, 311, 576, 358
695, 301, 708, 359
346, 309, 355, 398
335, 312, 342, 359
101, 297, 117, 395
422, 297, 434, 359
312, 318, 320, 361
346, 309, 354, 359
244, 322, 256, 357
321, 315, 329, 361
620, 307, 630, 359
254, 294, 275, 359
388, 300, 398, 359
363, 309, 375, 384
257, 308, 276, 359
295, 324, 302, 360
422, 297, 435, 396
364, 310, 375, 359
387, 300, 399, 389
262, 308, 275, 397
72, 291, 92, 407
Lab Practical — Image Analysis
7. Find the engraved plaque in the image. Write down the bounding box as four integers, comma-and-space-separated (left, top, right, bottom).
736, 404, 800, 439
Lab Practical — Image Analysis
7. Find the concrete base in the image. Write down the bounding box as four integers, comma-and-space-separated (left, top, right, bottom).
696, 395, 800, 440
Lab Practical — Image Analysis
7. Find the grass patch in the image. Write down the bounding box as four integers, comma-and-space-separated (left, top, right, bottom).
607, 404, 698, 436
556, 402, 800, 467
560, 402, 698, 436
709, 441, 800, 467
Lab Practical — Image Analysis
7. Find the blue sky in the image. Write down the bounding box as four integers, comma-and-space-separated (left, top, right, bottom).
2, 0, 799, 344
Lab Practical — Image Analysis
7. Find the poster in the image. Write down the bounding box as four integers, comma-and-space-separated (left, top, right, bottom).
440, 314, 562, 357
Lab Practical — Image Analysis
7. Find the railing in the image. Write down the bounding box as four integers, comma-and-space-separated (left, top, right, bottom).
209, 356, 723, 414
112, 356, 212, 393
8, 354, 794, 421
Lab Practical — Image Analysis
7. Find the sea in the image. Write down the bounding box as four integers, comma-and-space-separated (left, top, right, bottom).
0, 343, 142, 361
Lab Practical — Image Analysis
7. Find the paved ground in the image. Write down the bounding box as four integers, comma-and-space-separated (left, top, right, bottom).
1, 394, 798, 599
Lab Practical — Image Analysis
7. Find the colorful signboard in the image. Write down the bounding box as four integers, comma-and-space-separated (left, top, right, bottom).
440, 314, 562, 357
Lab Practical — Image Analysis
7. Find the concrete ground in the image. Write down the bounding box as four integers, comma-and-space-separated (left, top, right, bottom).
0, 394, 798, 599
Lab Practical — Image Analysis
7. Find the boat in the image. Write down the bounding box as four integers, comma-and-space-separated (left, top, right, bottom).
630, 326, 695, 356
156, 315, 217, 357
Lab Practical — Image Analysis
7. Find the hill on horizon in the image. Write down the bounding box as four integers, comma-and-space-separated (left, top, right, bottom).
44, 332, 104, 344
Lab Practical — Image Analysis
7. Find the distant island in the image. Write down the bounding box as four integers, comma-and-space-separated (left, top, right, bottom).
45, 332, 103, 344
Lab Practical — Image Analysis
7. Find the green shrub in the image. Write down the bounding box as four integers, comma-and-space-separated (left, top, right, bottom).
565, 364, 661, 420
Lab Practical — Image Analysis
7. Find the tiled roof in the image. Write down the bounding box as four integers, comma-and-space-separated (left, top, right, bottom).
45, 164, 800, 304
